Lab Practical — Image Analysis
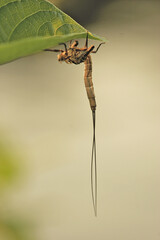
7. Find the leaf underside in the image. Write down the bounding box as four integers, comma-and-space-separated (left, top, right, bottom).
0, 0, 106, 65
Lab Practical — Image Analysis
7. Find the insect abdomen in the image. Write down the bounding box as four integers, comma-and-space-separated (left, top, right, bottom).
84, 56, 96, 111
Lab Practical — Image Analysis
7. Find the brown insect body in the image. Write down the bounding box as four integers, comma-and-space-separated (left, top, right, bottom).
57, 42, 96, 112
84, 55, 96, 112
45, 34, 104, 216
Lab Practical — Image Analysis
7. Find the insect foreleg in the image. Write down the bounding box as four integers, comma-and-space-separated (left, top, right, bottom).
91, 42, 105, 53
44, 49, 64, 52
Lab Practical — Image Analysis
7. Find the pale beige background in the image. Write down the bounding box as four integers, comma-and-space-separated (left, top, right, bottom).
0, 1, 160, 240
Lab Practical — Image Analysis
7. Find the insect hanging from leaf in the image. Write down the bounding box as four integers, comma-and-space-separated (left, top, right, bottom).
45, 32, 105, 216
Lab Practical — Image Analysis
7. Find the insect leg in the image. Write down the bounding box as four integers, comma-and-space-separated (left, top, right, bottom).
44, 49, 64, 52
71, 40, 79, 48
69, 40, 72, 47
85, 31, 89, 48
91, 42, 105, 53
83, 45, 95, 58
59, 43, 68, 52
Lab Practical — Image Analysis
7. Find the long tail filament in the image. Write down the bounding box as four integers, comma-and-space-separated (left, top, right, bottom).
91, 110, 97, 216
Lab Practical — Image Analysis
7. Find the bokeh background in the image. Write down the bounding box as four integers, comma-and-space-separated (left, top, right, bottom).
0, 0, 160, 239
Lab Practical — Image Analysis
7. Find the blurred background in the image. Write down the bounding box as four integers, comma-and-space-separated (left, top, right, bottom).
0, 0, 160, 239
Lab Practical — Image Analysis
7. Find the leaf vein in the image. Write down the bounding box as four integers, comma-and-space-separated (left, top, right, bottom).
8, 9, 54, 40
0, 0, 20, 9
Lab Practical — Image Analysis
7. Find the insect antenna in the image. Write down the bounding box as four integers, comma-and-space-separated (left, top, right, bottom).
91, 110, 97, 216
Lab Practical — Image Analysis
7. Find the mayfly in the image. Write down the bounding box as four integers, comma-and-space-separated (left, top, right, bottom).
45, 32, 104, 216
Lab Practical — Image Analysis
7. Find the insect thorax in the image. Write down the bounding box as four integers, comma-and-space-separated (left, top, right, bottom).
58, 48, 88, 65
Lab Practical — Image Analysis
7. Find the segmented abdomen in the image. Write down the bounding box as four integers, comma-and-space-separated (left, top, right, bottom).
84, 55, 96, 112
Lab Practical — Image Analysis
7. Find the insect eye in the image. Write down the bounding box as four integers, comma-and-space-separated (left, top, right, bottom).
58, 54, 64, 61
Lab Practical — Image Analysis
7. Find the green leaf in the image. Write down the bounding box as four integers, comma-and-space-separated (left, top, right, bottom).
0, 0, 106, 65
